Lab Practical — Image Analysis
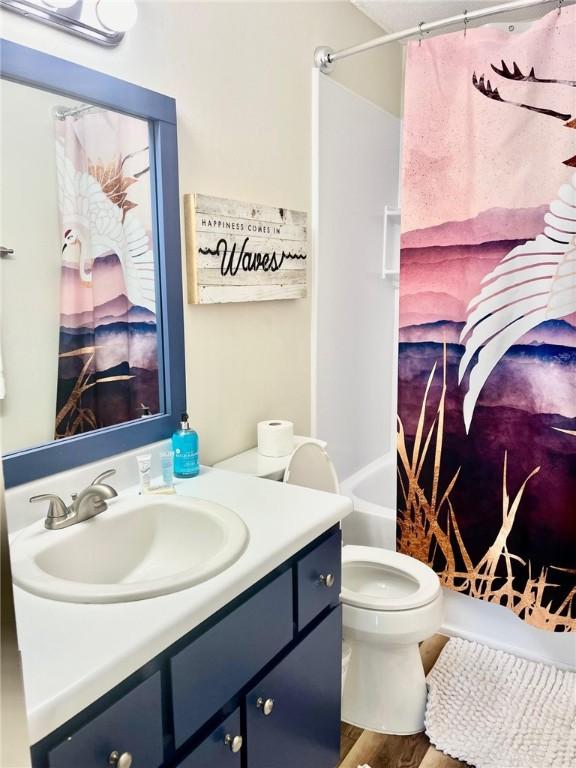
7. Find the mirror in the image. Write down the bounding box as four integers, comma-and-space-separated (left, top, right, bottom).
0, 40, 185, 487
0, 80, 161, 454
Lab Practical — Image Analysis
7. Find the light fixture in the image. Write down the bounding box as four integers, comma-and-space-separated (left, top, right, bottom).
0, 0, 138, 46
41, 0, 78, 8
96, 0, 138, 33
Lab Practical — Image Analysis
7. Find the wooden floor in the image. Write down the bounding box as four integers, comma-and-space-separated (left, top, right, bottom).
338, 635, 470, 768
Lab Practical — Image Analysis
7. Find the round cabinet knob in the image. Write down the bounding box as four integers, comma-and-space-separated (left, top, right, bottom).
108, 751, 133, 768
256, 696, 274, 716
320, 573, 335, 588
224, 734, 243, 753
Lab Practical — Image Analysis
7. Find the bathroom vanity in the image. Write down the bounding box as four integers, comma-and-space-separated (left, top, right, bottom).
32, 531, 342, 768
7, 457, 350, 768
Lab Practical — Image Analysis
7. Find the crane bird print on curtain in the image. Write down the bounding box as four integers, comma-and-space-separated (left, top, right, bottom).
54, 107, 159, 439
460, 65, 576, 431
397, 6, 576, 631
56, 140, 156, 313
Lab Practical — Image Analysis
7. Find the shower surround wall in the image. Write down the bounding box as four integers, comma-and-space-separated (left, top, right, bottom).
312, 71, 401, 480
397, 7, 576, 632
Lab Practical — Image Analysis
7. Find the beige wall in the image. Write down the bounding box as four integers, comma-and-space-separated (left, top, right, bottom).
0, 423, 31, 767
0, 1, 402, 465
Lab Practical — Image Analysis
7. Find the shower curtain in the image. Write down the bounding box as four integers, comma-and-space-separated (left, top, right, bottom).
54, 109, 159, 438
397, 6, 576, 632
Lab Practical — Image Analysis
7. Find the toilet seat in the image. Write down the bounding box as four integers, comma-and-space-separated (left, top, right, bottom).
283, 441, 340, 494
342, 545, 440, 612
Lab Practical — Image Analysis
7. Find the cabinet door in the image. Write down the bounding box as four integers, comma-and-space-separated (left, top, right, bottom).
245, 607, 341, 768
176, 709, 242, 768
47, 673, 163, 768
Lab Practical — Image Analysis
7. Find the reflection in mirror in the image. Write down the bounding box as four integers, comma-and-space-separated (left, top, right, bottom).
0, 80, 161, 456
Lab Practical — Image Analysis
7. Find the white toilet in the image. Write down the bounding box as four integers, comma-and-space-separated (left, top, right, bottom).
284, 441, 444, 735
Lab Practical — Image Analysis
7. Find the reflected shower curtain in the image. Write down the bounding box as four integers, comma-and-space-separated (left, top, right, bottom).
397, 7, 576, 631
54, 109, 158, 438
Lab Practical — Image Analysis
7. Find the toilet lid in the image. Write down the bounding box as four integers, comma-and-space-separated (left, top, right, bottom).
283, 442, 339, 494
341, 545, 441, 611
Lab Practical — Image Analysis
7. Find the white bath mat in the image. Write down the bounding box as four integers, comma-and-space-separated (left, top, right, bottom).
425, 637, 576, 768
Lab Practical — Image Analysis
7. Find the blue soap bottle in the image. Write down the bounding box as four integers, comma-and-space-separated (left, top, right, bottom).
172, 411, 199, 478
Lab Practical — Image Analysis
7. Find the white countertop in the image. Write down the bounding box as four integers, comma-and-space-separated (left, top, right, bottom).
11, 466, 351, 744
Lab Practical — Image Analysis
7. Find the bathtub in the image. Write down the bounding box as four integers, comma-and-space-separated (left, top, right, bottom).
340, 453, 576, 670
340, 454, 397, 550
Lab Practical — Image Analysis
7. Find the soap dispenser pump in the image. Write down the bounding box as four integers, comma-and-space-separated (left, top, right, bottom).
172, 411, 199, 478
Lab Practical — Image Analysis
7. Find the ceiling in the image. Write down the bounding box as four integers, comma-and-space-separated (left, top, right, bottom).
351, 0, 575, 35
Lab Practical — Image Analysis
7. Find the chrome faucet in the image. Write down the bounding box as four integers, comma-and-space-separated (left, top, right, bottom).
30, 469, 118, 530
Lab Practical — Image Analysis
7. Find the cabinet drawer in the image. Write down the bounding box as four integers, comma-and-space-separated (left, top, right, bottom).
296, 529, 341, 630
245, 607, 342, 768
171, 569, 293, 748
48, 673, 163, 768
176, 709, 242, 767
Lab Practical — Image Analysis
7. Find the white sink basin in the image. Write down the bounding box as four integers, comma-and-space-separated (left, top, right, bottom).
10, 495, 249, 603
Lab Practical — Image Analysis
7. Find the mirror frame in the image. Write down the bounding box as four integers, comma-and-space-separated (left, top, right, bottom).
0, 39, 186, 488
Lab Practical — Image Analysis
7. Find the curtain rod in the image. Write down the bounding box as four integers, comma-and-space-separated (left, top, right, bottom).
54, 103, 101, 119
314, 0, 562, 72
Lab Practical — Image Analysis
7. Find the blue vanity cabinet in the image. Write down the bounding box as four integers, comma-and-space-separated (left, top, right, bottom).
47, 673, 164, 768
245, 607, 342, 768
296, 527, 342, 630
170, 570, 294, 748
31, 527, 342, 768
175, 709, 242, 768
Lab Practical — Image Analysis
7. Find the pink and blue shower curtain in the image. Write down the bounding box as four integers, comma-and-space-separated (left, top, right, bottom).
397, 7, 576, 631
54, 109, 159, 438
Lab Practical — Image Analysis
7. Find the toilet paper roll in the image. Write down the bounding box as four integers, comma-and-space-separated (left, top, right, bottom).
257, 420, 295, 458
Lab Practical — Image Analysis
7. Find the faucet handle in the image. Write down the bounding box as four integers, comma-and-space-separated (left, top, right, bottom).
91, 468, 116, 486
29, 493, 69, 521
89, 468, 118, 502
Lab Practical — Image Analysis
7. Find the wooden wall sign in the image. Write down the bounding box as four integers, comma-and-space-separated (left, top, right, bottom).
184, 194, 308, 304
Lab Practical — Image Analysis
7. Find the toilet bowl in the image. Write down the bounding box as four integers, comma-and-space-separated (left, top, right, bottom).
283, 441, 444, 735
341, 545, 443, 734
